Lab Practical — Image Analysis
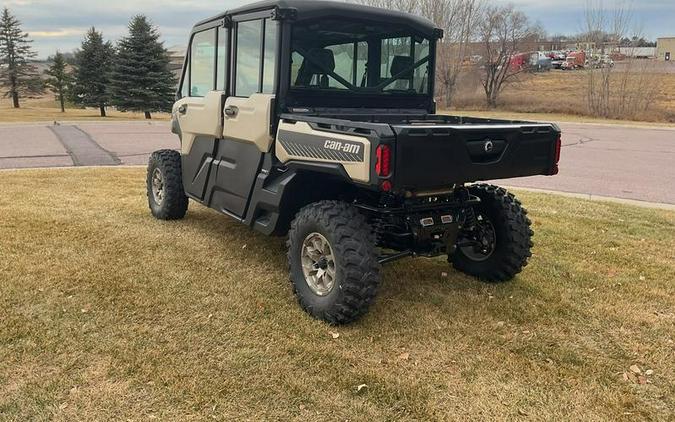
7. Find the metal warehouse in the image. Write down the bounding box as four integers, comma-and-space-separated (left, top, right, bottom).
656, 37, 675, 61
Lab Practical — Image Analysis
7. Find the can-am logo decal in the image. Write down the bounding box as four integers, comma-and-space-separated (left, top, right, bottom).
277, 129, 365, 163
324, 140, 362, 155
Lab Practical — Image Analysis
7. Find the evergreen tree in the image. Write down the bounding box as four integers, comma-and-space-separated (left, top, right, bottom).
0, 7, 43, 108
44, 51, 72, 113
71, 28, 114, 117
109, 16, 176, 119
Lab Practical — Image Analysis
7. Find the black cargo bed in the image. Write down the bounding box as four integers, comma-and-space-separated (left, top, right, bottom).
390, 121, 560, 190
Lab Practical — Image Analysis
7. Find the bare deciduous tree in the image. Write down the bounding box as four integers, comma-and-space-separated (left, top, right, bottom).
478, 5, 534, 108
583, 0, 660, 119
354, 0, 418, 13
433, 0, 483, 108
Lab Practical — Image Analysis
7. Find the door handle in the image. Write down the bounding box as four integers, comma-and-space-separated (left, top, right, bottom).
178, 104, 188, 115
224, 105, 239, 117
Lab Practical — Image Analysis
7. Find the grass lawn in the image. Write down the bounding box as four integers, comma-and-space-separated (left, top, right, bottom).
0, 98, 170, 123
1, 168, 673, 421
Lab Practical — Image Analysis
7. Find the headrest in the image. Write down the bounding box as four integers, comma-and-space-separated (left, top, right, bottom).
391, 55, 414, 79
305, 48, 336, 74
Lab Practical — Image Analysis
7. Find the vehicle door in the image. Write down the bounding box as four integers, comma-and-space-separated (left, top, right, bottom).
213, 15, 279, 218
174, 23, 228, 202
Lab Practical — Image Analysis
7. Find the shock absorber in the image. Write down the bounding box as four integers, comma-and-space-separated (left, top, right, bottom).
371, 215, 385, 246
454, 186, 476, 230
370, 192, 397, 247
462, 206, 477, 230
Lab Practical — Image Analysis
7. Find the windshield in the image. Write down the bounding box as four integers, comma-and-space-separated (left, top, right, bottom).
290, 20, 431, 95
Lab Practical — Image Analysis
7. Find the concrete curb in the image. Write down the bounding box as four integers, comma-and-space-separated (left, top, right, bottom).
504, 186, 675, 211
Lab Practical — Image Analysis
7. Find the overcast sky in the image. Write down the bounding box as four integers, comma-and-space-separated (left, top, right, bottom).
3, 0, 674, 58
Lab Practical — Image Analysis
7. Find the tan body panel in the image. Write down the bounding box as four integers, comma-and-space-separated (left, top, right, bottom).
173, 91, 224, 155
276, 121, 372, 183
222, 94, 275, 152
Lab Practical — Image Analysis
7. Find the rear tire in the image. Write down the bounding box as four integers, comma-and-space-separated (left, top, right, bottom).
451, 184, 533, 282
287, 201, 380, 325
147, 150, 188, 220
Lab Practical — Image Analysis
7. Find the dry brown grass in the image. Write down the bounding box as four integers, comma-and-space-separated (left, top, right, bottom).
0, 97, 170, 123
1, 168, 674, 421
451, 68, 675, 123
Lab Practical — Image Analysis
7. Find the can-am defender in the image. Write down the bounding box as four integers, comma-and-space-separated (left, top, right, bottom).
147, 0, 562, 324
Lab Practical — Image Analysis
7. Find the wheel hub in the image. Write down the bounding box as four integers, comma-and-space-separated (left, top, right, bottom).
460, 214, 497, 261
151, 168, 165, 205
301, 233, 337, 296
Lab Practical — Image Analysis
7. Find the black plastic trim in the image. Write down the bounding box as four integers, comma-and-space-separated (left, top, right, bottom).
283, 160, 351, 180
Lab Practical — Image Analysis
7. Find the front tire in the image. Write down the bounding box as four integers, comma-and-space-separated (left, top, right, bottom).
451, 184, 533, 282
147, 150, 188, 220
287, 201, 380, 325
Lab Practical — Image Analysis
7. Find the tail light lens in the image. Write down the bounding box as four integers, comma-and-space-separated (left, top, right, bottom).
554, 135, 562, 164
376, 144, 392, 177
549, 135, 562, 176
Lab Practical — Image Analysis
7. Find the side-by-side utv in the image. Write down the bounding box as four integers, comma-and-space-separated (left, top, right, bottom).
147, 0, 562, 324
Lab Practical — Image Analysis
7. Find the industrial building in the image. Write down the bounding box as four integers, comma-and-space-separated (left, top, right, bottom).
656, 37, 675, 61
617, 47, 656, 59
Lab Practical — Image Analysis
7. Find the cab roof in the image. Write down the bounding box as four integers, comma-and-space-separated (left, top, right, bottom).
194, 0, 443, 39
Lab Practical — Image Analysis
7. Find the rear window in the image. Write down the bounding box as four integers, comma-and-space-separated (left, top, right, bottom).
290, 20, 432, 95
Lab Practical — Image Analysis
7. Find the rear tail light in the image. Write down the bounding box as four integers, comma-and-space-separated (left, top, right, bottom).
550, 135, 562, 175
554, 135, 562, 164
376, 144, 392, 177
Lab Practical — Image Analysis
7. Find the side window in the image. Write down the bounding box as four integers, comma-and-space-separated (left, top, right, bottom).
413, 38, 430, 94
290, 51, 303, 86
180, 57, 190, 98
381, 37, 412, 91
326, 42, 368, 88
262, 20, 278, 94
235, 20, 262, 97
190, 28, 217, 97
327, 43, 353, 89
216, 27, 229, 92
380, 37, 429, 93
355, 42, 368, 86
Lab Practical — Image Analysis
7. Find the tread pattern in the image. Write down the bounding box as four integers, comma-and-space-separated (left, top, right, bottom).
287, 201, 380, 325
452, 184, 534, 282
147, 150, 189, 220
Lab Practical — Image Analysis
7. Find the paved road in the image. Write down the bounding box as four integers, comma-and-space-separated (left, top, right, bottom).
0, 120, 673, 205
500, 123, 675, 205
0, 122, 179, 169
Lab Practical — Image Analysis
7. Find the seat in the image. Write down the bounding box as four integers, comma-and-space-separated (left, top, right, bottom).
295, 48, 336, 87
390, 55, 414, 90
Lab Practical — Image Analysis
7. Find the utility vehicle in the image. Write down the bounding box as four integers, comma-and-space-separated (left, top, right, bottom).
147, 0, 562, 324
